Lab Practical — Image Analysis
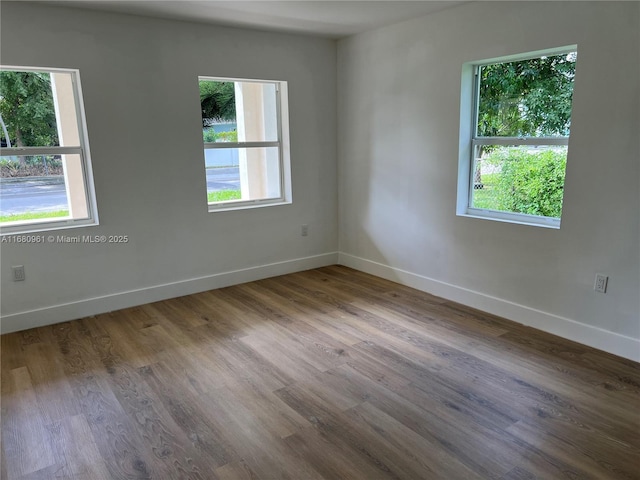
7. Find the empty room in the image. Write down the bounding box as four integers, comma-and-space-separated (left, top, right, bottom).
1, 1, 638, 479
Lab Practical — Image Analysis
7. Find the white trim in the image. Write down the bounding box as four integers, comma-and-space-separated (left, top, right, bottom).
3, 250, 637, 362
0, 252, 338, 334
338, 253, 640, 362
475, 45, 578, 68
1, 64, 80, 75
71, 70, 99, 228
472, 137, 569, 146
208, 197, 291, 212
199, 75, 281, 85
0, 146, 82, 156
278, 81, 292, 205
204, 141, 280, 149
462, 208, 561, 229
0, 215, 98, 234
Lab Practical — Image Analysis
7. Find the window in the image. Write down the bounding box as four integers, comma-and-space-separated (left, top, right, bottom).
457, 47, 577, 228
199, 77, 291, 210
0, 66, 97, 233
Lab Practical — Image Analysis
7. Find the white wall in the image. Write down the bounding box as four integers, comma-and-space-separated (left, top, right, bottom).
337, 1, 640, 360
2, 1, 638, 362
0, 2, 338, 330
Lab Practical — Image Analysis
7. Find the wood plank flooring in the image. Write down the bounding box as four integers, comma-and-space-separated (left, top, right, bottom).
1, 265, 639, 479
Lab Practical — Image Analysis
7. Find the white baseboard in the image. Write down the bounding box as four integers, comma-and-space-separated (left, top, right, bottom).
3, 250, 637, 362
339, 253, 640, 362
0, 252, 339, 334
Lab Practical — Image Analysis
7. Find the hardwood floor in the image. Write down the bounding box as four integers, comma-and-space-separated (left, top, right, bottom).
1, 265, 639, 479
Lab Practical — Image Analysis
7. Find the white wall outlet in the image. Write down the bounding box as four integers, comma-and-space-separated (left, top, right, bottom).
12, 265, 25, 282
301, 224, 309, 236
594, 274, 608, 293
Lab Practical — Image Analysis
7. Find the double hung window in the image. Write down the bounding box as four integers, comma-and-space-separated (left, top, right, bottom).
0, 67, 97, 233
199, 77, 291, 211
459, 48, 577, 228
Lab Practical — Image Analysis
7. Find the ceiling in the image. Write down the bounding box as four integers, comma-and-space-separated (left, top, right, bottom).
32, 0, 469, 38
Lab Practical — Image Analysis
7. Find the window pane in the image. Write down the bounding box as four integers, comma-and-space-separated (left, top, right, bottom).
477, 52, 576, 137
200, 79, 278, 143
470, 145, 567, 219
0, 154, 92, 224
1, 70, 60, 147
0, 70, 82, 148
205, 147, 281, 203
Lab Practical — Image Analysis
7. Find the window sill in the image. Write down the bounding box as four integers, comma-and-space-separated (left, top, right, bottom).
208, 198, 292, 213
0, 217, 99, 236
459, 208, 561, 229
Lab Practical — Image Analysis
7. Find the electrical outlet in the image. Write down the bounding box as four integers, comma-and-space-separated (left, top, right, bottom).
594, 274, 608, 293
12, 265, 25, 282
301, 224, 309, 237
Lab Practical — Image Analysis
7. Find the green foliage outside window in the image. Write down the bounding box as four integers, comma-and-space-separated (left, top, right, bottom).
199, 81, 236, 125
484, 148, 567, 218
203, 128, 238, 143
477, 53, 576, 138
0, 71, 59, 148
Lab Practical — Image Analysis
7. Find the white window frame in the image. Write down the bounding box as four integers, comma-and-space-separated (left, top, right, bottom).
199, 76, 292, 212
0, 65, 98, 234
456, 46, 577, 229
